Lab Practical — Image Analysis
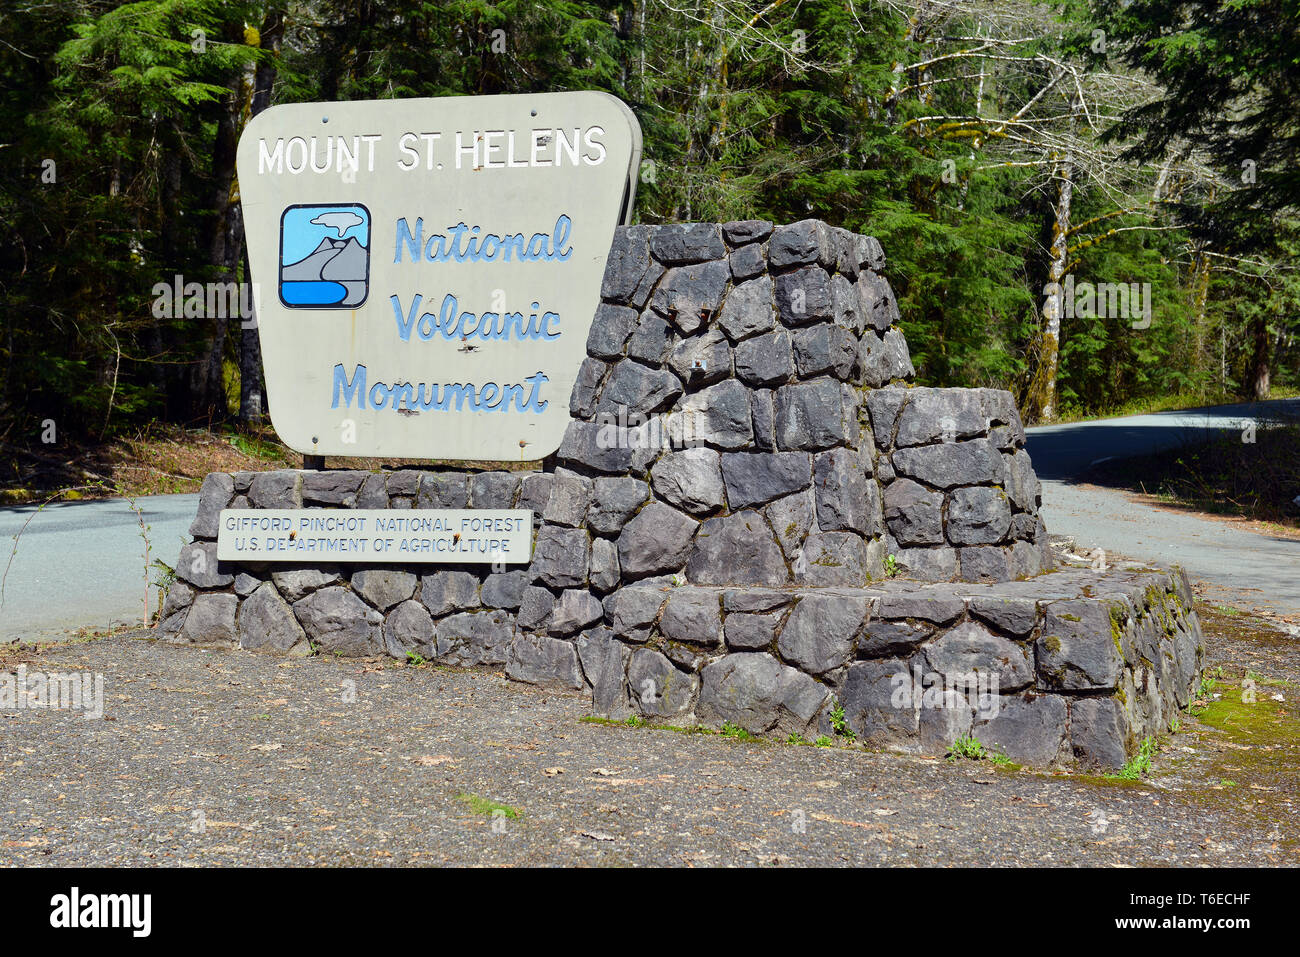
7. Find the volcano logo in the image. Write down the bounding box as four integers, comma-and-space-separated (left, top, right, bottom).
278, 203, 371, 308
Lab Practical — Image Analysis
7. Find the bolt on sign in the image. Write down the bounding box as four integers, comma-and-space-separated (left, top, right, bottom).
236, 93, 642, 460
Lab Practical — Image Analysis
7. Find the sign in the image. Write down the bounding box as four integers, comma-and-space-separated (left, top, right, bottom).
236, 92, 642, 460
216, 509, 533, 563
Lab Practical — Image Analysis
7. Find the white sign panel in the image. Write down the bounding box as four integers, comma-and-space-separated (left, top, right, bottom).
216, 509, 533, 563
236, 92, 641, 460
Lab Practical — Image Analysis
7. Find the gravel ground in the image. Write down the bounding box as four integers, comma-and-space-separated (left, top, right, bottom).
2, 613, 1297, 868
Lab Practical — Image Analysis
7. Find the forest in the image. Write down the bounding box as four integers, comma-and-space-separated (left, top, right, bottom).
1, 0, 1297, 449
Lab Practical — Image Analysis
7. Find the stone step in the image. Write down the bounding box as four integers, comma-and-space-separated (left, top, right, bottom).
592, 562, 1201, 767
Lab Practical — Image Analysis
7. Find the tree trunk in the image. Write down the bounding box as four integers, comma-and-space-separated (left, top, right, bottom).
1025, 146, 1075, 423
1248, 314, 1272, 400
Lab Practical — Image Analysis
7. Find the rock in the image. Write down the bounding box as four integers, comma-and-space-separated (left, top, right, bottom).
795, 531, 868, 587
947, 487, 1011, 545
959, 546, 1012, 582
558, 421, 636, 475
686, 511, 789, 586
717, 276, 776, 341
617, 502, 698, 578
659, 590, 722, 645
728, 241, 766, 281
604, 587, 667, 641
419, 570, 482, 616
973, 693, 1067, 766
578, 626, 632, 718
625, 312, 674, 366
589, 537, 621, 593
720, 451, 812, 509
813, 447, 878, 535
923, 620, 1033, 691
303, 470, 366, 505
723, 219, 773, 244
542, 468, 593, 528
876, 588, 966, 623
269, 565, 340, 602
751, 389, 776, 451
894, 389, 986, 447
668, 329, 732, 387
434, 610, 513, 666
415, 472, 469, 508
1037, 600, 1124, 690
356, 472, 389, 508
650, 261, 731, 334
766, 489, 814, 560
649, 223, 726, 264
918, 686, 974, 755
530, 525, 589, 588
725, 612, 782, 650
176, 541, 234, 589
351, 569, 417, 611
481, 570, 530, 609
773, 378, 854, 450
733, 329, 794, 386
468, 471, 521, 509
768, 219, 835, 268
793, 325, 857, 379
506, 633, 584, 690
386, 470, 422, 497
248, 470, 302, 508
832, 273, 862, 332
859, 618, 934, 657
865, 387, 908, 445
891, 546, 958, 582
777, 594, 867, 674
517, 585, 555, 631
968, 596, 1039, 636
594, 360, 683, 416
160, 582, 196, 620
1003, 450, 1040, 511
651, 447, 726, 515
189, 473, 234, 537
236, 585, 306, 654
518, 473, 555, 516
841, 659, 918, 743
383, 599, 435, 658
857, 328, 914, 386
548, 589, 606, 636
628, 648, 698, 717
855, 270, 899, 332
587, 303, 639, 358
601, 226, 654, 303
179, 592, 238, 644
774, 265, 833, 325
698, 653, 829, 734
1069, 696, 1130, 768
883, 478, 944, 545
672, 379, 753, 450
293, 587, 383, 655
588, 478, 649, 533
891, 438, 1001, 489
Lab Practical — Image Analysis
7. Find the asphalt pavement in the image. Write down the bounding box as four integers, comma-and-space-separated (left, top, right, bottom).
1026, 398, 1300, 620
0, 494, 198, 640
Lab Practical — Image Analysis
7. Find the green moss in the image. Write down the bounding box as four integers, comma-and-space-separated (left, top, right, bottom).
1043, 634, 1062, 654
456, 793, 522, 818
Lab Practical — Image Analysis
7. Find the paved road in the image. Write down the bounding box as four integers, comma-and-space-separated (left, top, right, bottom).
1027, 398, 1300, 480
0, 494, 198, 641
1026, 398, 1300, 620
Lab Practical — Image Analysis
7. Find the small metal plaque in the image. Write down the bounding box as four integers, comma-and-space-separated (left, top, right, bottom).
216, 509, 533, 563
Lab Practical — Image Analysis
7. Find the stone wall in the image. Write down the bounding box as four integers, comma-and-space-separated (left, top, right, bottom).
156, 219, 1202, 768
